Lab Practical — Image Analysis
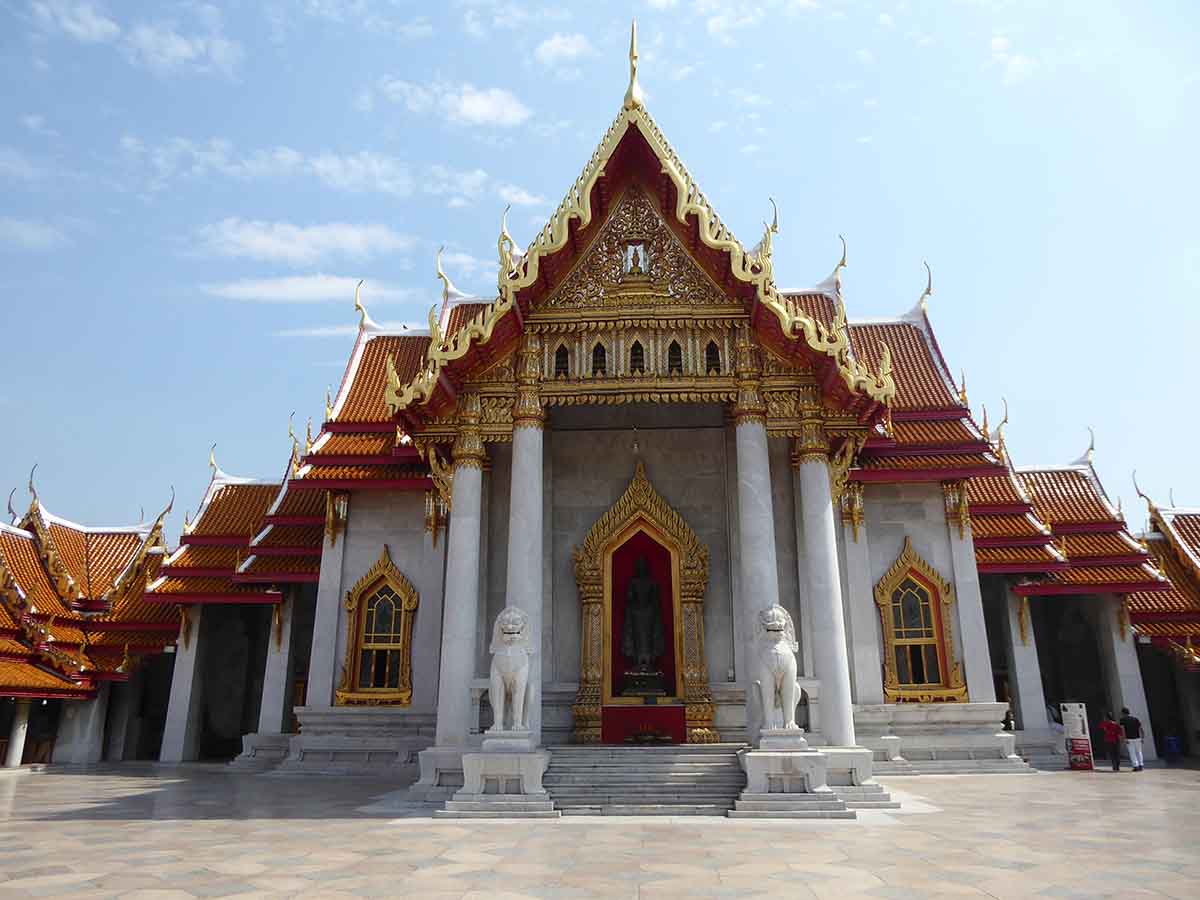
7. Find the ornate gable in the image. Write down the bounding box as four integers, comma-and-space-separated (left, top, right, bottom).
539, 186, 732, 314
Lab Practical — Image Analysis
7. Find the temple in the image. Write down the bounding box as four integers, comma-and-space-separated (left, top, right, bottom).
4, 26, 1198, 812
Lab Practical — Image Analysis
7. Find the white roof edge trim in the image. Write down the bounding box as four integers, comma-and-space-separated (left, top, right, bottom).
0, 522, 34, 539
249, 524, 273, 548
39, 507, 153, 535
237, 554, 256, 575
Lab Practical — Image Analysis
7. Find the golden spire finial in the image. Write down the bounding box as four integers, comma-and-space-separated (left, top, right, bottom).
981, 403, 989, 438
436, 246, 460, 305
498, 205, 517, 287
835, 234, 847, 288
208, 443, 218, 475
288, 412, 300, 475
305, 417, 314, 455
1132, 470, 1155, 513
325, 386, 333, 422
624, 19, 644, 110
353, 279, 373, 329
919, 260, 932, 313
1170, 487, 1177, 507
768, 197, 779, 235
27, 464, 38, 504
958, 369, 968, 407
6, 488, 16, 524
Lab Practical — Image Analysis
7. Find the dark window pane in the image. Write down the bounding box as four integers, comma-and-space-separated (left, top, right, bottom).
895, 647, 911, 685
705, 341, 720, 374
924, 645, 941, 684
630, 341, 645, 374
668, 341, 683, 374
592, 343, 606, 375
386, 651, 400, 688
554, 345, 569, 378
909, 646, 926, 684
358, 650, 372, 689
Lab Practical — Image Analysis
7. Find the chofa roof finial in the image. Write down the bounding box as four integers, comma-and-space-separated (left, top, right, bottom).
27, 463, 38, 504
498, 205, 518, 288
624, 19, 644, 110
208, 443, 219, 476
6, 488, 16, 524
1072, 427, 1096, 466
436, 245, 462, 305
353, 279, 376, 330
1132, 470, 1154, 513
918, 260, 932, 313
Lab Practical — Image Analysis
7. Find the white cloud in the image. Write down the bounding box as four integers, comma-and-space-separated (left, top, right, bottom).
648, 0, 679, 7
426, 164, 489, 200
855, 48, 874, 65
497, 182, 545, 206
273, 321, 422, 338
123, 20, 244, 77
0, 146, 45, 180
463, 10, 486, 37
878, 12, 893, 27
534, 32, 593, 67
991, 34, 1037, 85
708, 120, 728, 132
196, 219, 417, 267
697, 1, 765, 44
31, 1, 120, 43
309, 151, 414, 196
203, 274, 414, 304
0, 217, 68, 250
670, 65, 695, 81
20, 114, 58, 137
856, 135, 873, 144
372, 78, 531, 127
440, 250, 495, 280
295, 2, 432, 39
740, 143, 760, 155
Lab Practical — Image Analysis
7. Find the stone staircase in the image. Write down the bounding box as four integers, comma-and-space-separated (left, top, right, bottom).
873, 755, 1035, 775
543, 744, 747, 815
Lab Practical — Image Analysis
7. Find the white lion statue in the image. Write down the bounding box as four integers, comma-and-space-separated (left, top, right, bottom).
752, 604, 802, 731
487, 606, 534, 733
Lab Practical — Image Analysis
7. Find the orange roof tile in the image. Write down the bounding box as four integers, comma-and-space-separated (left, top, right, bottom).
190, 482, 278, 537
0, 527, 67, 615
1133, 621, 1200, 637
849, 321, 958, 411
972, 515, 1047, 540
1129, 539, 1199, 616
445, 303, 491, 334
256, 525, 323, 549
269, 487, 325, 519
165, 546, 240, 571
1052, 565, 1163, 587
890, 419, 979, 446
859, 452, 996, 471
239, 555, 321, 577
296, 464, 428, 482
1058, 532, 1144, 560
0, 659, 90, 696
332, 333, 430, 424
969, 473, 1029, 507
309, 432, 394, 457
976, 545, 1062, 566
780, 292, 836, 329
1020, 467, 1119, 526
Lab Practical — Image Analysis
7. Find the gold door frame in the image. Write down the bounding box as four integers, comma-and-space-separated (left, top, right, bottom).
572, 461, 717, 743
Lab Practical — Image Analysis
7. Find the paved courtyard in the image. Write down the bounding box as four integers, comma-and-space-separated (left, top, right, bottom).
0, 764, 1197, 898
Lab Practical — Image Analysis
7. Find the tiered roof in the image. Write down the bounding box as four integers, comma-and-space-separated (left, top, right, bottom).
1129, 504, 1200, 658
0, 487, 177, 700
145, 462, 281, 605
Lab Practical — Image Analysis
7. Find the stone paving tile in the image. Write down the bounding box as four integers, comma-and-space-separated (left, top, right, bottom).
0, 764, 1198, 897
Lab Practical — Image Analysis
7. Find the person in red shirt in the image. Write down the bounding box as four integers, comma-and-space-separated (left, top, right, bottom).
1098, 712, 1124, 772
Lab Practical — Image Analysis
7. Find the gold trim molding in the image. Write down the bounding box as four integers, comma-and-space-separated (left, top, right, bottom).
874, 537, 967, 703
336, 545, 419, 706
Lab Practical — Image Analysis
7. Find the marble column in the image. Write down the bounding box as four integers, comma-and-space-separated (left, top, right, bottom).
52, 682, 110, 765
307, 493, 348, 710
504, 335, 545, 743
256, 595, 296, 734
4, 700, 30, 767
793, 423, 856, 747
104, 680, 137, 761
944, 483, 997, 703
434, 391, 486, 748
1093, 594, 1158, 760
160, 607, 205, 763
790, 474, 815, 678
732, 334, 781, 741
1001, 589, 1051, 734
839, 484, 885, 704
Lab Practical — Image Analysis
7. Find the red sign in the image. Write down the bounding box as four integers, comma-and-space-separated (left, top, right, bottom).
1067, 737, 1094, 771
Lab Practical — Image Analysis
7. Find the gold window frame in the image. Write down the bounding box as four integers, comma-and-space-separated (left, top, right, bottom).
873, 537, 967, 703
335, 545, 419, 706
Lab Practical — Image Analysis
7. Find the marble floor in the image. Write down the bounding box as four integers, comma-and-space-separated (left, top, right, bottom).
0, 763, 1196, 899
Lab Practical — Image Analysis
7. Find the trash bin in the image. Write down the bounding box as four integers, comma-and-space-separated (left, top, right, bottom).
1165, 735, 1182, 762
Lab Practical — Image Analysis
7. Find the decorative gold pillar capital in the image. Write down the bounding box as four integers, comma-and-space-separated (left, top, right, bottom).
942, 480, 971, 540
732, 329, 765, 425
452, 390, 486, 470
840, 481, 865, 542
512, 333, 545, 430
791, 419, 828, 466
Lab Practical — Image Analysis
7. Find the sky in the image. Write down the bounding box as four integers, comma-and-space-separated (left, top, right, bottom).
1, 0, 1198, 541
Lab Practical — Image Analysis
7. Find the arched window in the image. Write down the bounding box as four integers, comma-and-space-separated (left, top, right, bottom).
667, 340, 683, 375
873, 537, 966, 703
591, 342, 607, 376
554, 344, 570, 379
336, 546, 419, 706
705, 341, 721, 375
629, 340, 645, 374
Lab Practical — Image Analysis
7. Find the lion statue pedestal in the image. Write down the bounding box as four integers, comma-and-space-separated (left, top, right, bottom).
436, 607, 560, 819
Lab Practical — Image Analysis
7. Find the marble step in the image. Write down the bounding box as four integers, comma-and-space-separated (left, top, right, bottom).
728, 808, 857, 820
874, 760, 1034, 775
434, 809, 562, 819
732, 799, 847, 812
545, 775, 745, 785
560, 804, 733, 816
435, 794, 561, 819
549, 791, 740, 802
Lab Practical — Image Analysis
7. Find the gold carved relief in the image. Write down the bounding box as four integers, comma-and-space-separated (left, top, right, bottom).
572, 461, 717, 743
874, 537, 968, 703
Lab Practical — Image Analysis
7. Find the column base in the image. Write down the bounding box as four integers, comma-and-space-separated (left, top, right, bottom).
229, 733, 291, 771
410, 746, 466, 801
434, 749, 558, 818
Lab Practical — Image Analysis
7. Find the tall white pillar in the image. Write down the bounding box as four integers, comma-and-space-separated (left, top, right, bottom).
434, 392, 486, 748
944, 482, 997, 702
307, 494, 349, 710
160, 606, 205, 763
790, 474, 815, 678
839, 484, 885, 704
52, 682, 110, 765
732, 335, 781, 742
104, 680, 137, 761
504, 337, 544, 743
257, 595, 296, 733
794, 426, 856, 747
1093, 594, 1157, 761
4, 700, 31, 767
1001, 589, 1051, 734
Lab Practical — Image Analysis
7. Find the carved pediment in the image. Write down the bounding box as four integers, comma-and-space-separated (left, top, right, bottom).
540, 187, 734, 313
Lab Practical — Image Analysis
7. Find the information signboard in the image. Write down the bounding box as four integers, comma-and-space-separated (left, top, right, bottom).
1061, 702, 1094, 770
